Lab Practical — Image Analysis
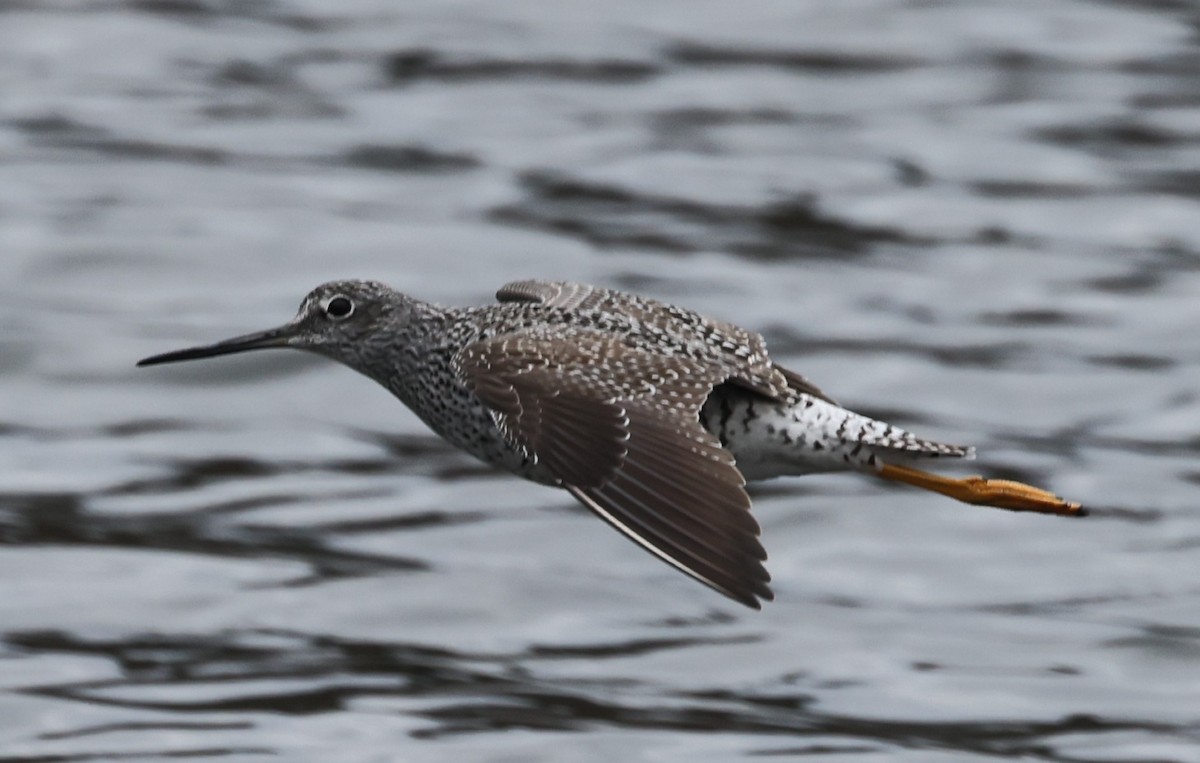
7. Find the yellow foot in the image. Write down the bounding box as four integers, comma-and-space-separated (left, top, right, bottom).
877, 464, 1085, 517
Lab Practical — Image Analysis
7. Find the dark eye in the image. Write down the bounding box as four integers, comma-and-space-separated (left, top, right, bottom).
325, 296, 354, 319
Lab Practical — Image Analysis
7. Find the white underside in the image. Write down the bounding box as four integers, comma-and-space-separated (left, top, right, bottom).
702, 392, 973, 482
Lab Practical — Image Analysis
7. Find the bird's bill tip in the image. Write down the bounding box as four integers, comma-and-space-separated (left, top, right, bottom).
136, 325, 296, 367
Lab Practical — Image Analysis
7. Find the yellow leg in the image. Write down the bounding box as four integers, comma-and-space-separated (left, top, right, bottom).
877, 463, 1085, 517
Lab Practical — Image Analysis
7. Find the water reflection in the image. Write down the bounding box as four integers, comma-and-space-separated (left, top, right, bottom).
8, 628, 1193, 758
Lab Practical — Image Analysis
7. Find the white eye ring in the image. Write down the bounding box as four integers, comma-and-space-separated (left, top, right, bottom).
324, 296, 354, 320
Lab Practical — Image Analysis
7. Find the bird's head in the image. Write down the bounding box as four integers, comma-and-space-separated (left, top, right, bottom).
137, 279, 423, 372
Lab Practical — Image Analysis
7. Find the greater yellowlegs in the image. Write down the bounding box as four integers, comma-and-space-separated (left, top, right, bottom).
138, 279, 1084, 608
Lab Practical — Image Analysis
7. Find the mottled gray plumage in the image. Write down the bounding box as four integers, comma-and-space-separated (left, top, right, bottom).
138, 279, 975, 608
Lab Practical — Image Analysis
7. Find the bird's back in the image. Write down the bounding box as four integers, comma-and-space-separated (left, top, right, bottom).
377, 283, 784, 485
439, 283, 969, 482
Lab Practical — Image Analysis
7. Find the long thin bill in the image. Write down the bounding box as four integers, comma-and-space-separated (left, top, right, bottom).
136, 325, 297, 367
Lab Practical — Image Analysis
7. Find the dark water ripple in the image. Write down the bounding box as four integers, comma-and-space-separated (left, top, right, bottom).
492, 171, 924, 259
384, 49, 662, 86
14, 115, 482, 177
663, 42, 925, 73
7, 628, 1194, 761
0, 487, 431, 582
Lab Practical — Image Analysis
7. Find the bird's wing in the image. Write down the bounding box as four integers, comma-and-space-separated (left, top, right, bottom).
453, 329, 772, 608
496, 279, 804, 403
496, 280, 612, 311
772, 363, 836, 405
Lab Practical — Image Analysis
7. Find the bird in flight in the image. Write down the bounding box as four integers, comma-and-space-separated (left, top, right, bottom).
138, 280, 1084, 608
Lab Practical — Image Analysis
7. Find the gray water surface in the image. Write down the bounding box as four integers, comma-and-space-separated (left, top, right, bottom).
2, 1, 1199, 761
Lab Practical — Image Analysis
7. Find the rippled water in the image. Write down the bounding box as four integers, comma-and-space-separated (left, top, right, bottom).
3, 1, 1200, 761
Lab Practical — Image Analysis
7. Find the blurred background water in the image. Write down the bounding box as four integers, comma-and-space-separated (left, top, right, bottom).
2, 1, 1200, 761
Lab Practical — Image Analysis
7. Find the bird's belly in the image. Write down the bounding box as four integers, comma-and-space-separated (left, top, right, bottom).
410, 390, 561, 486
700, 387, 879, 481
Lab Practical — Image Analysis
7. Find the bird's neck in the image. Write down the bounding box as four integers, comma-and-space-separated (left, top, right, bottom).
355, 302, 461, 407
